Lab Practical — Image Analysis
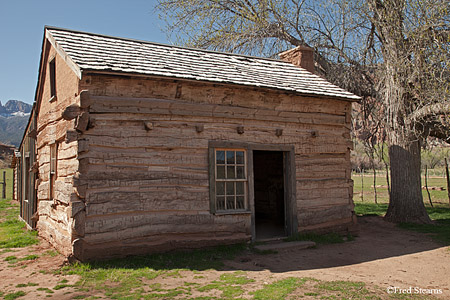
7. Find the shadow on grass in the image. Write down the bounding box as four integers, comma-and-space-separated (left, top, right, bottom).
398, 219, 450, 246
354, 202, 388, 217
61, 202, 450, 276
355, 201, 450, 246
64, 243, 247, 273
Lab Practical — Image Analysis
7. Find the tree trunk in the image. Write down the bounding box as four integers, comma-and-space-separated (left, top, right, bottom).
385, 139, 431, 223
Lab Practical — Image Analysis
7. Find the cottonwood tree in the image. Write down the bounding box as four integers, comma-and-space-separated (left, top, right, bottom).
157, 0, 450, 223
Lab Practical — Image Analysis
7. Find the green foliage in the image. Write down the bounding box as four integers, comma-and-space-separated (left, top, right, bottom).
0, 217, 39, 248
53, 279, 71, 290
354, 202, 389, 216
197, 272, 254, 299
43, 250, 59, 257
421, 146, 450, 169
0, 168, 13, 206
3, 291, 26, 300
4, 255, 17, 261
15, 283, 38, 288
53, 283, 71, 290
315, 280, 380, 300
252, 277, 306, 300
398, 219, 450, 246
0, 177, 39, 248
355, 201, 450, 246
22, 254, 39, 260
285, 232, 345, 244
317, 280, 365, 292
36, 287, 54, 294
62, 244, 246, 299
353, 171, 450, 206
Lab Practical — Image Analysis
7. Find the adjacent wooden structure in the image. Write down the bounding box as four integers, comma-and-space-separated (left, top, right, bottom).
14, 27, 360, 260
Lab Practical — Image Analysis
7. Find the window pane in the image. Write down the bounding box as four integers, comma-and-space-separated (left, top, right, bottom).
216, 151, 225, 164
226, 182, 234, 196
216, 182, 225, 196
217, 166, 225, 179
226, 151, 235, 164
236, 182, 244, 195
213, 149, 247, 212
236, 166, 245, 179
236, 196, 245, 209
227, 166, 235, 179
217, 196, 225, 210
236, 151, 244, 164
226, 196, 235, 210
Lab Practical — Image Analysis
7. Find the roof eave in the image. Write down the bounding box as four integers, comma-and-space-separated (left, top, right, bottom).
81, 69, 361, 102
45, 27, 82, 79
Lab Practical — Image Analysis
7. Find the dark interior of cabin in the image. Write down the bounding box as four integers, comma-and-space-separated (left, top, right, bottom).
253, 150, 286, 240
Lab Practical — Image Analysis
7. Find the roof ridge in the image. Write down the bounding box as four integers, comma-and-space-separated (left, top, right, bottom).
45, 25, 290, 65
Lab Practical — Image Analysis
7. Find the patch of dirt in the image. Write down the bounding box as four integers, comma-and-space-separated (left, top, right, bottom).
224, 216, 450, 298
0, 240, 79, 299
0, 216, 449, 299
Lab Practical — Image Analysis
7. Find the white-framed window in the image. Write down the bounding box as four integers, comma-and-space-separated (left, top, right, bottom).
212, 148, 248, 212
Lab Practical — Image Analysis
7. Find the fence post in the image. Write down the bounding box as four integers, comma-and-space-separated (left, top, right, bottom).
425, 165, 433, 207
1, 171, 5, 199
445, 158, 450, 207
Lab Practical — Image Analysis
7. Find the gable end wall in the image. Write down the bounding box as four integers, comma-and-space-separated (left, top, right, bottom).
34, 41, 81, 256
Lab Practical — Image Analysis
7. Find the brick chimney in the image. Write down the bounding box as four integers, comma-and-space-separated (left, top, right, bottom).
279, 46, 315, 73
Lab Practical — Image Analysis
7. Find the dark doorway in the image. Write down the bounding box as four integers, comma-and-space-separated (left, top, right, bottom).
253, 151, 286, 240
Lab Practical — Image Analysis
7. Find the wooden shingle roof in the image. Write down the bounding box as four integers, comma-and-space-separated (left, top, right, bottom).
46, 26, 360, 101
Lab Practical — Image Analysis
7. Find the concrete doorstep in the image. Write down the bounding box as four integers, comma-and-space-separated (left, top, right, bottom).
254, 240, 316, 251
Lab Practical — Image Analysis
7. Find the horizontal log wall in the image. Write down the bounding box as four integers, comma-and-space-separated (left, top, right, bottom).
73, 74, 355, 260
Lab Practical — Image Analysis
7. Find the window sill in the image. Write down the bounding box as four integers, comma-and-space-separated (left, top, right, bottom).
213, 210, 251, 216
49, 95, 57, 102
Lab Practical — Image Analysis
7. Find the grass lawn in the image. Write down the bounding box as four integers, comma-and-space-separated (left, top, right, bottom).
0, 168, 38, 249
353, 172, 450, 246
353, 171, 450, 205
0, 168, 13, 202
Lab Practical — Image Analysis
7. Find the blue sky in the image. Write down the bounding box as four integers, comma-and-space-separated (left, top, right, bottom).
0, 0, 169, 104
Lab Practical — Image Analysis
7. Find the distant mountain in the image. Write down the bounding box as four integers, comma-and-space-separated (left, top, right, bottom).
0, 100, 32, 117
0, 100, 32, 147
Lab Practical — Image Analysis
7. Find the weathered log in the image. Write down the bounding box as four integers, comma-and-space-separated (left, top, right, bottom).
79, 90, 91, 108
72, 211, 86, 237
65, 130, 79, 143
78, 139, 89, 153
75, 112, 89, 132
143, 121, 154, 131
61, 104, 81, 120
88, 96, 347, 126
298, 204, 353, 226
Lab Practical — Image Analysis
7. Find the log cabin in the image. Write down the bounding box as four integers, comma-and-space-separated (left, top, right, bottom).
13, 26, 360, 261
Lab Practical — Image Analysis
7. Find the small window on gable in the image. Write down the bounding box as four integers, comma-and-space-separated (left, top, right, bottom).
211, 148, 248, 213
49, 58, 56, 100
